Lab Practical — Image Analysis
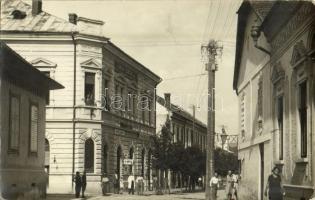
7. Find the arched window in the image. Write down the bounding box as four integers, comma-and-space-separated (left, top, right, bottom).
129, 147, 134, 174
141, 149, 145, 177
117, 146, 122, 180
147, 149, 152, 190
84, 138, 94, 173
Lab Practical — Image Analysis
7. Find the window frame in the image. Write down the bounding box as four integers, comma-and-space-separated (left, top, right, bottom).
84, 72, 96, 106
298, 81, 308, 158
277, 96, 284, 160
84, 138, 95, 173
8, 91, 21, 154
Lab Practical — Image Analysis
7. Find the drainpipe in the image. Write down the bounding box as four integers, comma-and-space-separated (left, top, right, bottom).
71, 33, 77, 189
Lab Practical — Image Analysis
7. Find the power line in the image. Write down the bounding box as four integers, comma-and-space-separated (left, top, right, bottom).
163, 73, 206, 81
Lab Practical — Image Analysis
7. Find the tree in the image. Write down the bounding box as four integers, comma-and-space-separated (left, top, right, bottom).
152, 117, 173, 194
182, 146, 206, 192
214, 148, 238, 176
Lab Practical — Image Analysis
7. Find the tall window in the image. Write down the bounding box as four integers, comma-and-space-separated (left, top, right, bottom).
191, 130, 194, 146
42, 72, 50, 105
277, 96, 284, 160
148, 100, 152, 125
9, 94, 20, 152
299, 81, 307, 158
141, 149, 145, 177
129, 147, 134, 174
104, 80, 110, 110
85, 138, 94, 173
85, 72, 95, 106
29, 104, 39, 153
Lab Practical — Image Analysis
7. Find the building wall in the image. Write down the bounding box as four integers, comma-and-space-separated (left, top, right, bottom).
237, 3, 315, 200
101, 46, 157, 192
0, 78, 47, 198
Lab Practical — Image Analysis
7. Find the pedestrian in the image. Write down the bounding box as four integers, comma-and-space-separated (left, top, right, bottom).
226, 170, 233, 200
136, 176, 141, 195
119, 177, 124, 194
140, 176, 144, 195
114, 172, 119, 194
152, 175, 157, 192
164, 176, 170, 194
232, 173, 239, 199
265, 166, 285, 200
101, 173, 109, 196
74, 171, 82, 198
81, 171, 87, 198
210, 172, 220, 199
128, 174, 135, 195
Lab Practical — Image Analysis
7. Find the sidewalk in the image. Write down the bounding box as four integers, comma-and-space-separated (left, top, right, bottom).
47, 189, 226, 200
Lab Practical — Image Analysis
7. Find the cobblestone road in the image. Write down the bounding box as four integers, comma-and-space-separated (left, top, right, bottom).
47, 190, 226, 200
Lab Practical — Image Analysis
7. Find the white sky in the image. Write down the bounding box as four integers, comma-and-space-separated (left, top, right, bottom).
42, 0, 241, 134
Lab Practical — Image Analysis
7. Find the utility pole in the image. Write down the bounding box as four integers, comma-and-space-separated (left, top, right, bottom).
192, 105, 196, 137
202, 40, 222, 200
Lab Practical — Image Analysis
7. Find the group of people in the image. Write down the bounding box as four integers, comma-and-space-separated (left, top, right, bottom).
209, 170, 239, 200
74, 171, 87, 198
209, 166, 285, 200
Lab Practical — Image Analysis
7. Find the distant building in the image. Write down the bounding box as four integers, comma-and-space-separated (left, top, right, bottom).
156, 93, 207, 188
0, 42, 63, 199
234, 1, 315, 199
0, 0, 161, 194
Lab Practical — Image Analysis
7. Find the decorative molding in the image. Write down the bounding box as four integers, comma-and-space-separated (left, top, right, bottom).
114, 62, 138, 81
271, 62, 285, 84
30, 57, 57, 68
79, 129, 101, 144
290, 40, 307, 66
81, 58, 102, 70
271, 4, 314, 53
45, 131, 55, 143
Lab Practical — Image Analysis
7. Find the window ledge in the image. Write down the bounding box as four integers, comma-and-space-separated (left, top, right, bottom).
295, 158, 308, 164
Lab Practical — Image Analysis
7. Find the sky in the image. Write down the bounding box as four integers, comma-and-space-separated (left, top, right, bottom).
41, 0, 242, 134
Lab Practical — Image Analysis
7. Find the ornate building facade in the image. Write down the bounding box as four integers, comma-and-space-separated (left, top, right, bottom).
0, 0, 161, 194
233, 1, 315, 199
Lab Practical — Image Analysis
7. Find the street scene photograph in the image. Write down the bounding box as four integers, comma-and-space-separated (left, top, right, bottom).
0, 0, 315, 199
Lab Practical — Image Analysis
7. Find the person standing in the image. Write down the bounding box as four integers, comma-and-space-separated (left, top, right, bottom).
209, 172, 220, 199
81, 171, 87, 198
226, 170, 234, 200
101, 173, 109, 196
265, 166, 285, 200
74, 172, 82, 198
114, 172, 119, 194
128, 175, 135, 195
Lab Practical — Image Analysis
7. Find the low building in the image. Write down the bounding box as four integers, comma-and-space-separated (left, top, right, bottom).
156, 93, 207, 188
233, 1, 315, 199
0, 42, 63, 198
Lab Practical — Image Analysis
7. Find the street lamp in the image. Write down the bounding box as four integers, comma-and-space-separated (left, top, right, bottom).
220, 128, 228, 149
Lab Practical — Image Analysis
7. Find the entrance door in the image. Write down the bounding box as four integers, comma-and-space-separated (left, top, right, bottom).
259, 143, 264, 200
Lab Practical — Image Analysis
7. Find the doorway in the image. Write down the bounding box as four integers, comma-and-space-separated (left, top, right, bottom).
259, 143, 264, 200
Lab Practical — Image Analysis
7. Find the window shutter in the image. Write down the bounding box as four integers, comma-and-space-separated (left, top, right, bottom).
9, 95, 20, 151
30, 105, 39, 153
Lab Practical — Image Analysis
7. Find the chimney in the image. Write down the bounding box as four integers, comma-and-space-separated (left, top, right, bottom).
68, 13, 78, 25
32, 0, 42, 15
164, 93, 171, 109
